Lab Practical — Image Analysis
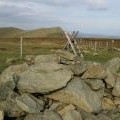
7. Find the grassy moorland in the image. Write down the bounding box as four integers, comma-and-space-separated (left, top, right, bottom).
0, 27, 120, 73
0, 37, 65, 73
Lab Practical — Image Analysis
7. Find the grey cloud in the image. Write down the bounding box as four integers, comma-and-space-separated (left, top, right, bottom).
0, 0, 108, 10
0, 14, 67, 29
0, 0, 109, 30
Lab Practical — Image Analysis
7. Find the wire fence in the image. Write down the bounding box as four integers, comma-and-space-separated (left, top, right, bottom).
0, 37, 120, 59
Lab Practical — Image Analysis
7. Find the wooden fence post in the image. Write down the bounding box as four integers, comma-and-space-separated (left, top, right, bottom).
94, 41, 97, 52
112, 40, 114, 51
20, 36, 23, 59
106, 42, 109, 50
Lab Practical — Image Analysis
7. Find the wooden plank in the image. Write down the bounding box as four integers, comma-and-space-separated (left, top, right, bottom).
63, 31, 78, 50
64, 31, 77, 56
62, 31, 75, 50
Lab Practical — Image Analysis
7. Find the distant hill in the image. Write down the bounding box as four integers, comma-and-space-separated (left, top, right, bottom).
23, 27, 63, 38
0, 27, 64, 38
0, 27, 25, 38
0, 27, 119, 39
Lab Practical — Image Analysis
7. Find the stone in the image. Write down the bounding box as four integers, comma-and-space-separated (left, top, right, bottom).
61, 109, 82, 120
0, 83, 14, 101
106, 57, 120, 73
0, 63, 28, 89
97, 113, 112, 120
44, 110, 62, 120
68, 62, 88, 76
104, 108, 120, 120
80, 110, 99, 120
81, 63, 107, 79
16, 117, 25, 120
0, 93, 25, 117
57, 104, 76, 116
49, 101, 66, 111
18, 63, 73, 94
84, 79, 105, 90
57, 104, 82, 120
112, 77, 120, 97
104, 70, 116, 88
34, 54, 60, 64
16, 93, 45, 113
24, 113, 43, 120
103, 88, 113, 99
114, 97, 120, 106
57, 50, 75, 61
0, 111, 4, 120
24, 111, 62, 120
47, 78, 104, 113
102, 97, 116, 110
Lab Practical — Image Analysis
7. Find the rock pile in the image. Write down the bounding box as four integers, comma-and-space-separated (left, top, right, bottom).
0, 54, 120, 120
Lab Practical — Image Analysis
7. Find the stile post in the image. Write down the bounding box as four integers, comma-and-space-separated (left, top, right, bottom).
64, 31, 77, 56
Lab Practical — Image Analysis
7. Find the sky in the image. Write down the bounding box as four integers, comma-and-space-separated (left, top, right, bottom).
0, 0, 120, 36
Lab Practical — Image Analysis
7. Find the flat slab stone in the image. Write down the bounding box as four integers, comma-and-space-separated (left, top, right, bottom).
18, 63, 73, 94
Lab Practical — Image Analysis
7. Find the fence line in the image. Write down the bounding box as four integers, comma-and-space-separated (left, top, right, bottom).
79, 39, 120, 50
0, 37, 120, 59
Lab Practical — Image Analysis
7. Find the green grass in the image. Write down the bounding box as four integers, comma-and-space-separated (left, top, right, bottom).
0, 27, 24, 38
0, 27, 63, 38
23, 27, 63, 38
0, 37, 120, 74
0, 38, 63, 73
84, 49, 120, 63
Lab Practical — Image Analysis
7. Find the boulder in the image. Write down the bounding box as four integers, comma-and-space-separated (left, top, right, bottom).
57, 50, 75, 61
103, 88, 113, 99
44, 110, 62, 120
97, 113, 112, 120
0, 83, 14, 101
49, 101, 67, 111
18, 63, 73, 94
106, 57, 120, 73
57, 104, 82, 120
81, 63, 107, 79
102, 97, 116, 110
0, 93, 25, 117
47, 78, 104, 113
104, 70, 116, 88
0, 63, 28, 89
24, 111, 62, 120
114, 97, 120, 106
112, 77, 120, 97
0, 111, 4, 120
16, 94, 45, 113
34, 54, 60, 64
16, 117, 25, 120
61, 109, 82, 120
84, 79, 105, 90
24, 113, 43, 120
57, 104, 76, 116
68, 62, 88, 76
104, 108, 120, 120
80, 110, 99, 120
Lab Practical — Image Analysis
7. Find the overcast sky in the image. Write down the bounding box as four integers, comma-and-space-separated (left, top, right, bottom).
0, 0, 120, 36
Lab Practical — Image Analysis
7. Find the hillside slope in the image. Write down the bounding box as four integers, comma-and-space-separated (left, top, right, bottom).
0, 27, 64, 38
23, 27, 63, 38
0, 27, 25, 38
